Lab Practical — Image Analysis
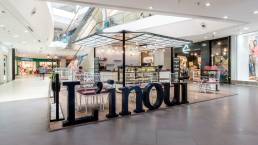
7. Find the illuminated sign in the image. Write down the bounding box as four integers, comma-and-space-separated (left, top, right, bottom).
182, 44, 190, 54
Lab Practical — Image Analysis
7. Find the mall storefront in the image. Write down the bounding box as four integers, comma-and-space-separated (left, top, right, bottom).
232, 31, 258, 84
175, 37, 231, 84
16, 57, 59, 76
0, 45, 15, 85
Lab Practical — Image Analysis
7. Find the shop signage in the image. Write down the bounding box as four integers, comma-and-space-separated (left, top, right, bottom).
20, 57, 33, 61
61, 81, 188, 126
182, 44, 190, 54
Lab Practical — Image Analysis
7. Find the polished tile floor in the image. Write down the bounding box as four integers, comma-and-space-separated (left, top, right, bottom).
0, 76, 49, 102
0, 78, 258, 145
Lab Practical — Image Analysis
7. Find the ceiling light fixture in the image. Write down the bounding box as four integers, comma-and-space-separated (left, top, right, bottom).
149, 6, 153, 10
254, 11, 258, 14
205, 2, 211, 7
24, 30, 29, 33
223, 16, 228, 19
243, 27, 249, 30
213, 32, 217, 35
0, 24, 5, 28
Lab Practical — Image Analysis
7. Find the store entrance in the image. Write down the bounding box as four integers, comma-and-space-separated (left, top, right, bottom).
16, 57, 59, 78
177, 51, 201, 81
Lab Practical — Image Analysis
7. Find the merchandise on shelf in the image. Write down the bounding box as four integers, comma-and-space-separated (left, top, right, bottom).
118, 66, 159, 84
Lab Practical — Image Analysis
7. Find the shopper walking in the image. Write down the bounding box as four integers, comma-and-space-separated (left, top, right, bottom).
39, 66, 46, 80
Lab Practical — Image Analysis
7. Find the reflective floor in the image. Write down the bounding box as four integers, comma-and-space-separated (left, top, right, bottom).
0, 76, 49, 102
0, 78, 258, 145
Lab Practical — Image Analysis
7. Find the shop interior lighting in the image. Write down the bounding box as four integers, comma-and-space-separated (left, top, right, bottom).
243, 27, 249, 30
74, 31, 192, 49
0, 24, 5, 28
223, 16, 228, 19
254, 11, 258, 14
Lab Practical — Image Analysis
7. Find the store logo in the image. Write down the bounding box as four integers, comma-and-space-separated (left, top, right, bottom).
182, 44, 190, 54
62, 82, 188, 126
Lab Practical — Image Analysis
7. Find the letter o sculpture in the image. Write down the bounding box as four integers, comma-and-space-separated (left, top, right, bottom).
143, 83, 164, 110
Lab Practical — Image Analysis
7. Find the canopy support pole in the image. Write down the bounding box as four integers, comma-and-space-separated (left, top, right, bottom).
171, 47, 174, 73
122, 31, 126, 87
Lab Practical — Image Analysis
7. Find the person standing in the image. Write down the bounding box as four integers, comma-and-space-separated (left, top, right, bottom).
39, 66, 46, 80
75, 66, 84, 81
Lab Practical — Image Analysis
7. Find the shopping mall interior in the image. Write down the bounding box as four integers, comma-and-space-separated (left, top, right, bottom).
1, 0, 258, 145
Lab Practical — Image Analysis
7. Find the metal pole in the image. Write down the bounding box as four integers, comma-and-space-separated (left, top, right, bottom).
52, 58, 54, 71
171, 47, 174, 73
122, 31, 126, 87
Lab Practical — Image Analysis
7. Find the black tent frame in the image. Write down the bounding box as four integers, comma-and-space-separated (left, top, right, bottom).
73, 30, 192, 87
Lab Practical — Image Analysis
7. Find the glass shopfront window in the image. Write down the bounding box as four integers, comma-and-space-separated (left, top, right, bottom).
237, 32, 258, 82
211, 38, 230, 83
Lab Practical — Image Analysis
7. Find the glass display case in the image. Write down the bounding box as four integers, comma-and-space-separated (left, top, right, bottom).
118, 66, 159, 84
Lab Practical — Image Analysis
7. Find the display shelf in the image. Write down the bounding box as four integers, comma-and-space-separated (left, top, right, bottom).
118, 66, 159, 84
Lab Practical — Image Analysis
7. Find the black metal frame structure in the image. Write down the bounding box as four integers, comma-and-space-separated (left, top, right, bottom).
73, 30, 192, 87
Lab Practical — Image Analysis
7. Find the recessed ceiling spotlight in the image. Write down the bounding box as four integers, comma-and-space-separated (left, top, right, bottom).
213, 32, 217, 35
223, 16, 228, 19
254, 11, 258, 14
24, 30, 28, 33
149, 6, 153, 10
205, 2, 211, 7
0, 24, 5, 28
243, 27, 249, 30
13, 34, 19, 38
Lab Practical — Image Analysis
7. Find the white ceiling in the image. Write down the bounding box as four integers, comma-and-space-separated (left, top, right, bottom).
103, 15, 191, 32
0, 0, 76, 57
49, 0, 258, 23
141, 18, 240, 42
2, 0, 258, 57
48, 0, 258, 41
49, 2, 89, 32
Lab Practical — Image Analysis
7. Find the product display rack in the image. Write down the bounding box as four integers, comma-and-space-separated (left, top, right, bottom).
118, 66, 159, 84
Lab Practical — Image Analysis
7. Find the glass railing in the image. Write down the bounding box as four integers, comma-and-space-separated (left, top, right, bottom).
107, 12, 152, 27
57, 10, 153, 46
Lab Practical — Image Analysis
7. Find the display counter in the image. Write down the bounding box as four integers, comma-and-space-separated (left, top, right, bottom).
100, 71, 118, 82
159, 71, 171, 82
118, 66, 160, 84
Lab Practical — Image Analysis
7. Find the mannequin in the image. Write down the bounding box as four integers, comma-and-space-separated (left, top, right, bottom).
252, 40, 258, 79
